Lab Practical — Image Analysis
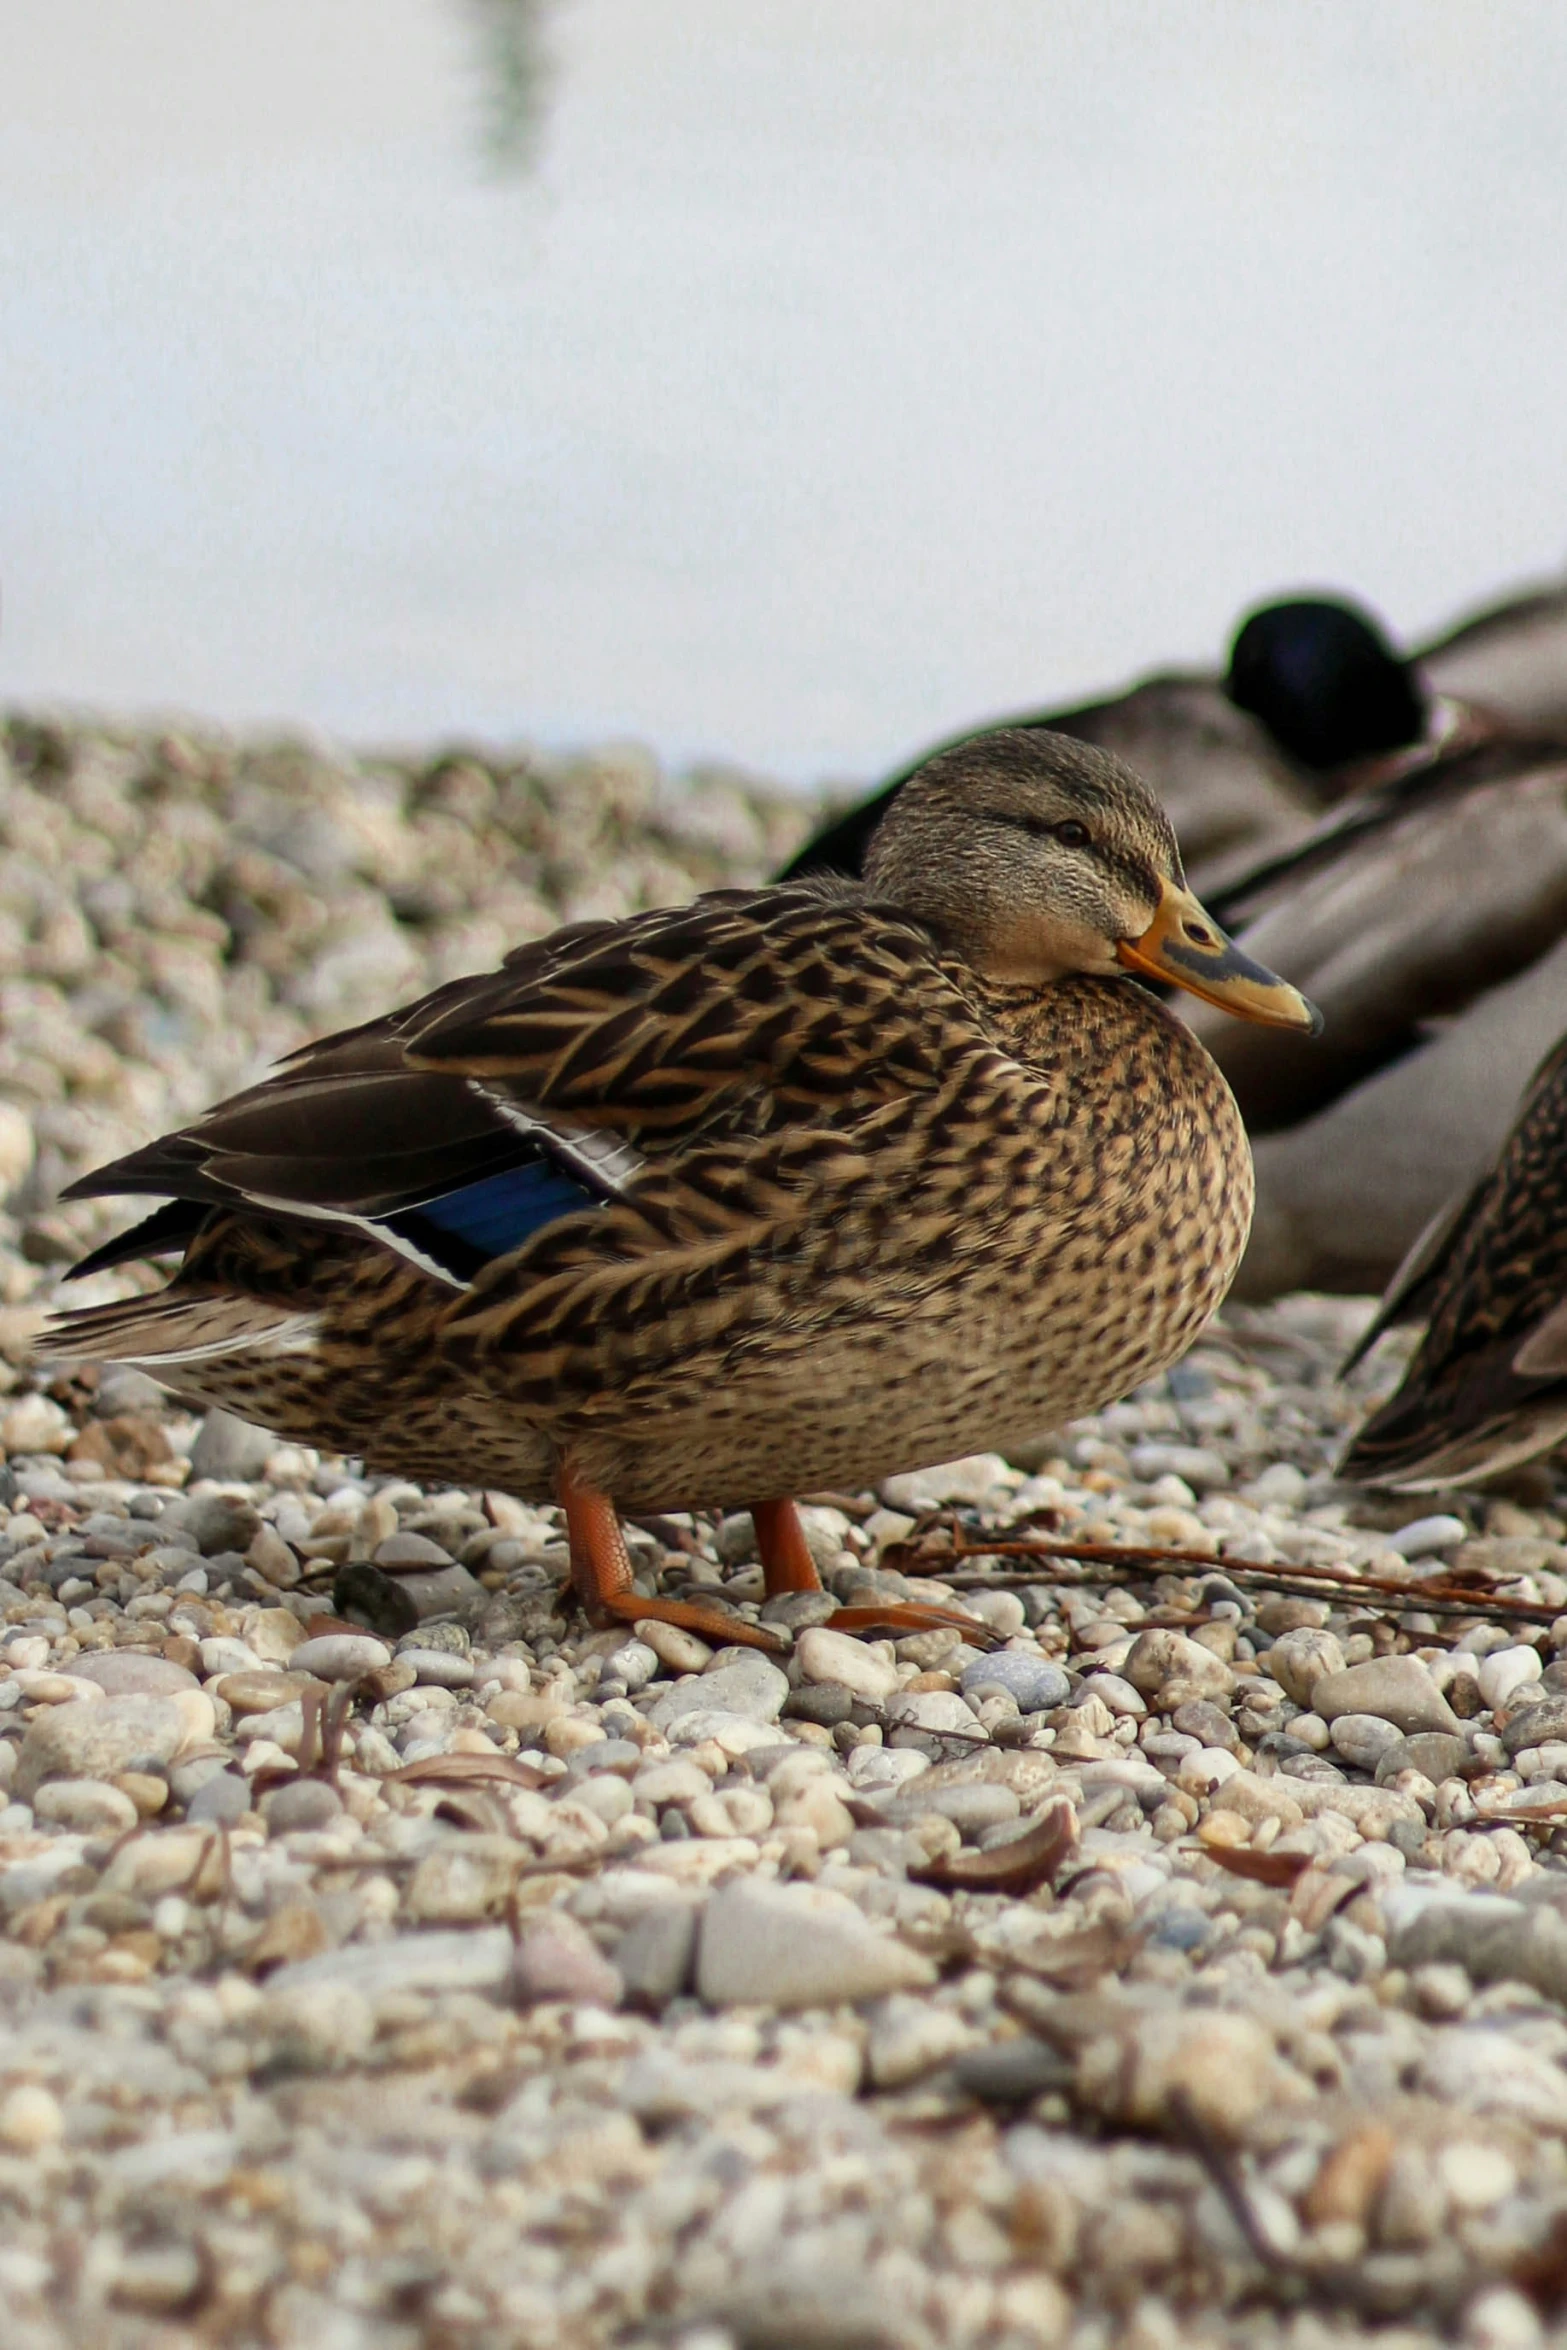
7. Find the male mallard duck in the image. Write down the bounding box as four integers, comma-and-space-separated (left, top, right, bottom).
1182, 714, 1567, 1299
1339, 1033, 1567, 1488
45, 731, 1316, 1652
781, 594, 1445, 899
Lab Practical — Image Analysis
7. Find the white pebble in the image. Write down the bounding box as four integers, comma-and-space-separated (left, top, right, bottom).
1477, 1644, 1543, 1712
287, 1633, 391, 1682
845, 1744, 929, 1792
0, 1102, 36, 1193
31, 1777, 138, 1834
0, 1395, 70, 1456
634, 1620, 714, 1674
795, 1625, 900, 1702
1438, 2142, 1518, 2213
0, 2085, 63, 2151
1387, 1513, 1468, 1557
1239, 1463, 1309, 1508
1462, 2286, 1544, 2350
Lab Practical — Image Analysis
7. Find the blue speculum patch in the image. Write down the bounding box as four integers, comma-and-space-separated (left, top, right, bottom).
386, 1157, 602, 1280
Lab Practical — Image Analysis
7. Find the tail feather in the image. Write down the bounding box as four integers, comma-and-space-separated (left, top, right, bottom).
40, 1291, 323, 1369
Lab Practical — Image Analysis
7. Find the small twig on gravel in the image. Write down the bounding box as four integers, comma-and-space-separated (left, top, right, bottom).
1167, 2087, 1299, 2281
888, 1519, 1567, 1627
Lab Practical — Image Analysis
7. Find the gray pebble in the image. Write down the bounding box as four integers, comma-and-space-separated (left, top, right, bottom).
395, 1619, 469, 1656
395, 1563, 489, 1622
847, 1827, 927, 1876
883, 1689, 980, 1736
1329, 1712, 1407, 1770
186, 1771, 252, 1825
70, 1651, 199, 1698
616, 1902, 700, 2008
1128, 1441, 1230, 1489
953, 2038, 1072, 2103
168, 1753, 235, 1804
163, 1495, 263, 1557
877, 1782, 1020, 1837
784, 1683, 856, 1728
188, 1410, 277, 1482
697, 1877, 935, 2007
261, 1779, 344, 1833
376, 1532, 454, 1569
647, 1654, 788, 1732
1378, 1732, 1469, 1786
959, 1650, 1069, 1713
1312, 1656, 1460, 1736
759, 1589, 840, 1632
1171, 1698, 1238, 1750
94, 1368, 167, 1417
511, 1915, 623, 2009
566, 1738, 643, 1780
1502, 1697, 1567, 1757
394, 1648, 474, 1688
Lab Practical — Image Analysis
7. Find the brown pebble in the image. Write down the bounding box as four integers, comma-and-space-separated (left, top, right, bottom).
1255, 1597, 1330, 1635
113, 1772, 169, 1817
66, 1415, 175, 1479
246, 1901, 330, 1974
1304, 2123, 1398, 2227
215, 1670, 318, 1716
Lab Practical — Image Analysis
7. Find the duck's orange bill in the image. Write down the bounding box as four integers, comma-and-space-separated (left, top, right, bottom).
1117, 878, 1322, 1035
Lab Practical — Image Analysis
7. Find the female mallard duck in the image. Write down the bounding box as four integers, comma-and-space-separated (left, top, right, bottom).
46, 731, 1316, 1653
1181, 710, 1567, 1299
1339, 1033, 1567, 1489
781, 594, 1447, 900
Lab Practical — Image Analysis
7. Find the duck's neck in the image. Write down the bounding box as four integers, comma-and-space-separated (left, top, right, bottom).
953, 965, 1190, 1072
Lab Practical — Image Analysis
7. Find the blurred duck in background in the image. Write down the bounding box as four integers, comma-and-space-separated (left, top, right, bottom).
782, 591, 1456, 898
782, 573, 1567, 1304
1339, 1033, 1567, 1489
1189, 656, 1567, 1302
1419, 576, 1567, 739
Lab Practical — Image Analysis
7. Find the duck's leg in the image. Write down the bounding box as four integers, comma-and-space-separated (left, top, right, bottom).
557, 1461, 786, 1654
751, 1496, 996, 1648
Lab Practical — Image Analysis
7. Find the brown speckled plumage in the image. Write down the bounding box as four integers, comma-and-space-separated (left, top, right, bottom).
46, 729, 1304, 1535
1342, 1032, 1567, 1488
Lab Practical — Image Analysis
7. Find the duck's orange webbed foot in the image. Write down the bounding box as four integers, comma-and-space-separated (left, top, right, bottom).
558, 1465, 787, 1655
751, 1498, 998, 1649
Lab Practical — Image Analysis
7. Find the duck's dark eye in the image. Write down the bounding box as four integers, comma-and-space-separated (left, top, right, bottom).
1054, 820, 1091, 850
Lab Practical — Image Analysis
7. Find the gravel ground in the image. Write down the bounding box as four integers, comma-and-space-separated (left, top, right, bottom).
4, 713, 1567, 2350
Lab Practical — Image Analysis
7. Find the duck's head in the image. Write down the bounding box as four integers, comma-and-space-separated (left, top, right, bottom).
866, 728, 1321, 1033
1226, 595, 1427, 770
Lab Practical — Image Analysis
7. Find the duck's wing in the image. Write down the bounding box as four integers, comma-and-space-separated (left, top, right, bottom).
62, 888, 947, 1292
1418, 580, 1567, 738
1339, 1033, 1567, 1486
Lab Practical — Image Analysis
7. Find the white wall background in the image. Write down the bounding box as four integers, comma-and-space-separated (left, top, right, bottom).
3, 1, 1565, 783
